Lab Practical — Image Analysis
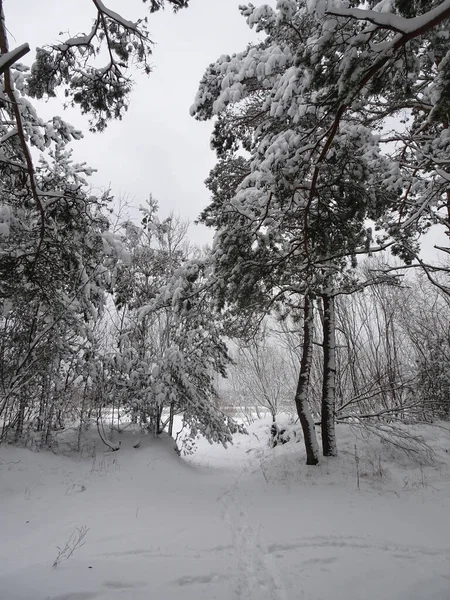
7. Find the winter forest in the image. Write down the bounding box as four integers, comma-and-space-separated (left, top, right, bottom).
1, 1, 450, 599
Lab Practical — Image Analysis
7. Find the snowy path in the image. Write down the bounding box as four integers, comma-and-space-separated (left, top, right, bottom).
220, 488, 288, 600
1, 421, 450, 599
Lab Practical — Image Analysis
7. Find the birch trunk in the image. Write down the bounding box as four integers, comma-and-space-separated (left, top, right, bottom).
321, 293, 337, 457
294, 294, 320, 465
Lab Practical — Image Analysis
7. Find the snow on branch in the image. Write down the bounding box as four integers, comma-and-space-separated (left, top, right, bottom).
326, 0, 450, 36
92, 0, 140, 33
28, 0, 154, 131
57, 0, 145, 52
56, 20, 100, 52
0, 43, 30, 75
307, 1, 450, 215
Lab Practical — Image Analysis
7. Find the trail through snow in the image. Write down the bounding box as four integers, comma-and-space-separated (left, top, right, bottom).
220, 488, 288, 600
1, 419, 450, 599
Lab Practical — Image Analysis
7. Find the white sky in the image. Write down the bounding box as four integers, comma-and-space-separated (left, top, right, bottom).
4, 0, 448, 257
6, 0, 273, 246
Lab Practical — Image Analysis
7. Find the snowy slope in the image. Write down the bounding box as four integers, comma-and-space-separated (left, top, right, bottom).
1, 419, 450, 600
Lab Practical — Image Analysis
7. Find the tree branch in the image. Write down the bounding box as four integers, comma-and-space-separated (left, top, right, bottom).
309, 1, 450, 232
0, 2, 45, 271
0, 43, 29, 75
326, 1, 450, 36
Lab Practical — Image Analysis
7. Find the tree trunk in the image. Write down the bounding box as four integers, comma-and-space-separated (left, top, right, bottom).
321, 293, 338, 457
44, 398, 55, 447
37, 378, 47, 433
294, 294, 320, 465
77, 380, 89, 452
156, 404, 164, 434
14, 396, 26, 442
168, 401, 175, 437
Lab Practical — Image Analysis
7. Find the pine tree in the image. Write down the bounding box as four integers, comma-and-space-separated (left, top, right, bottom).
191, 1, 402, 461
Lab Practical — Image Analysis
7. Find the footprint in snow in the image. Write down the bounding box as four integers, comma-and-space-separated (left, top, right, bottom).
220, 491, 288, 600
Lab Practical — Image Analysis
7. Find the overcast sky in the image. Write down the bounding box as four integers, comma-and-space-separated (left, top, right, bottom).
5, 0, 447, 256
6, 0, 274, 245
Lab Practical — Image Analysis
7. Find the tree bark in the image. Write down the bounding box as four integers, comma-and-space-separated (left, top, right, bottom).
14, 396, 26, 442
168, 401, 175, 437
294, 294, 320, 465
321, 293, 338, 457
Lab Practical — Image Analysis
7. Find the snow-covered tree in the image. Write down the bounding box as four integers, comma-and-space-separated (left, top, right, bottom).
190, 1, 405, 461
17, 0, 189, 131
0, 138, 111, 442
104, 201, 241, 446
317, 0, 450, 270
0, 0, 190, 443
190, 0, 450, 462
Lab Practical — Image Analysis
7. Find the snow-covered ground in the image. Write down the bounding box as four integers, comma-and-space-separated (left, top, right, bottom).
1, 418, 450, 600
